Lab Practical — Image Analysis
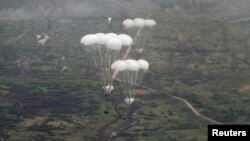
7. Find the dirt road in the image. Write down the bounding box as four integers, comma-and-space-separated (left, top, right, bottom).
170, 95, 223, 125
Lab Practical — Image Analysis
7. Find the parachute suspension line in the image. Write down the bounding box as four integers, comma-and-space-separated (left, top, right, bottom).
136, 27, 151, 54
97, 45, 106, 93
119, 71, 129, 101
136, 27, 143, 53
107, 49, 111, 90
126, 71, 131, 100
125, 71, 130, 100
94, 45, 102, 81
137, 69, 144, 94
110, 51, 116, 86
102, 48, 107, 89
83, 45, 95, 68
134, 71, 139, 98
104, 48, 108, 91
127, 71, 133, 100
93, 45, 100, 71
102, 47, 108, 89
130, 70, 139, 99
118, 71, 126, 99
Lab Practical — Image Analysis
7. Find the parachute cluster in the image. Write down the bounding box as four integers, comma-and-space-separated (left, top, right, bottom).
81, 33, 132, 94
111, 59, 149, 104
80, 17, 156, 104
123, 18, 156, 53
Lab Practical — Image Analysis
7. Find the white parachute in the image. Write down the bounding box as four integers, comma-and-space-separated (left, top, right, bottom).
80, 33, 133, 94
137, 59, 149, 84
122, 18, 156, 54
111, 59, 149, 104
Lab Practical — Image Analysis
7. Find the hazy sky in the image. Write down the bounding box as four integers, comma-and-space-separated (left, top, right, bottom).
0, 0, 159, 20
0, 0, 250, 20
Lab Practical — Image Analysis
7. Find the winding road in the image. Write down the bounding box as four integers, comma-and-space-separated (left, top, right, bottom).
170, 95, 223, 125
96, 99, 141, 141
97, 99, 122, 141
131, 84, 223, 125
107, 103, 141, 141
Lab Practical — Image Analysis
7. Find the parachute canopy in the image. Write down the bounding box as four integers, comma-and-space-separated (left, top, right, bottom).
80, 33, 133, 94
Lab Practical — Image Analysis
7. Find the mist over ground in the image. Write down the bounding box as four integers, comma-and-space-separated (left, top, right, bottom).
0, 0, 250, 21
0, 0, 159, 20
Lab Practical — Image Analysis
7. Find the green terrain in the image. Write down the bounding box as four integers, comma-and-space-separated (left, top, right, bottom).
0, 0, 250, 141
